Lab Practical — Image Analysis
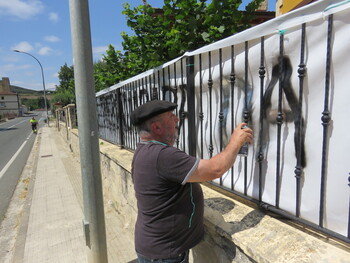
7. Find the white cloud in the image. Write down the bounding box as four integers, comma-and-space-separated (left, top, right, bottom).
0, 63, 32, 74
93, 45, 108, 54
93, 45, 108, 61
12, 41, 34, 53
44, 35, 60, 43
0, 0, 44, 20
48, 12, 58, 22
2, 55, 20, 63
46, 82, 57, 91
38, 46, 53, 55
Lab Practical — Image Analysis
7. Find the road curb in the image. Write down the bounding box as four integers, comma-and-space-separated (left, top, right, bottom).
11, 129, 42, 262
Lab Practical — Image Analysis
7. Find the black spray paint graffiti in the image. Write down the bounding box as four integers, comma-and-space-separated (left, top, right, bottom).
155, 56, 306, 169
258, 56, 306, 167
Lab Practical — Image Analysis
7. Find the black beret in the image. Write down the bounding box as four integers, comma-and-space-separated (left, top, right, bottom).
130, 100, 177, 125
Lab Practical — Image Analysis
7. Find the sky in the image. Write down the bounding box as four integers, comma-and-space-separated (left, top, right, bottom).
0, 0, 276, 92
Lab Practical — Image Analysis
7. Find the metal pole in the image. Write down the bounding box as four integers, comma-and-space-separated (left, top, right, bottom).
13, 50, 49, 124
186, 55, 196, 157
68, 0, 108, 262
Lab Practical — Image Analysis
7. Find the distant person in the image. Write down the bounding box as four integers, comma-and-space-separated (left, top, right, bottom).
30, 117, 38, 133
130, 100, 253, 263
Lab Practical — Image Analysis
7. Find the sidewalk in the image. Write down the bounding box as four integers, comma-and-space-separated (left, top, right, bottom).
22, 126, 87, 262
0, 126, 137, 263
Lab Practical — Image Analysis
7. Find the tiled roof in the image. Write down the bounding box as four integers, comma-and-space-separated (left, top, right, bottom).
0, 91, 17, 95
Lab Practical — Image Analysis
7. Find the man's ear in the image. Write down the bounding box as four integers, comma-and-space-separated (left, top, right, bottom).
150, 121, 162, 135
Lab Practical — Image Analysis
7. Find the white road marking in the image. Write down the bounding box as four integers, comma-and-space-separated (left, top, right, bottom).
7, 119, 29, 129
0, 139, 28, 180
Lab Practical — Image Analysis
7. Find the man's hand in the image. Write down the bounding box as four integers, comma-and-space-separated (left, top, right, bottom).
230, 123, 253, 148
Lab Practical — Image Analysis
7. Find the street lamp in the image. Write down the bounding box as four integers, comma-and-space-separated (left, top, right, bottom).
13, 50, 49, 122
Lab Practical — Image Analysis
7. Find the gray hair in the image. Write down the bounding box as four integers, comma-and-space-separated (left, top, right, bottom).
136, 115, 162, 136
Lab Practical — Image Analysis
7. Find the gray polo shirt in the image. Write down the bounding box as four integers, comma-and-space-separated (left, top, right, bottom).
132, 141, 204, 259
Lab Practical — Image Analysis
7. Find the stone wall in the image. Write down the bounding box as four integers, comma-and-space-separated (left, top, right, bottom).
57, 121, 350, 262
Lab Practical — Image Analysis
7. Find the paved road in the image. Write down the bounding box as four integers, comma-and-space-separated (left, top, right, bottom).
0, 112, 44, 221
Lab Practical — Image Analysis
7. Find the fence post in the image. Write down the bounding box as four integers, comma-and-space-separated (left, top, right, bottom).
117, 89, 124, 148
186, 55, 196, 157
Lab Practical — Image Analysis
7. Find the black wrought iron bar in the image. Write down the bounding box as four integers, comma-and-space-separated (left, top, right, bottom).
186, 55, 196, 157
113, 93, 117, 142
106, 94, 109, 141
129, 86, 133, 148
114, 92, 118, 143
157, 70, 161, 100
199, 54, 204, 159
105, 96, 108, 141
127, 84, 132, 149
230, 45, 236, 191
174, 62, 180, 148
133, 81, 139, 147
121, 88, 126, 147
141, 78, 148, 103
162, 68, 166, 100
152, 73, 157, 100
295, 23, 307, 217
208, 51, 214, 158
148, 75, 152, 100
219, 49, 224, 186
143, 76, 148, 101
243, 41, 249, 196
130, 85, 135, 149
258, 36, 266, 202
173, 63, 178, 109
128, 85, 133, 149
150, 74, 153, 100
167, 65, 172, 102
117, 88, 124, 148
180, 58, 186, 152
275, 32, 285, 208
111, 94, 115, 142
138, 79, 142, 105
319, 14, 333, 228
124, 86, 130, 149
172, 64, 177, 106
131, 84, 137, 149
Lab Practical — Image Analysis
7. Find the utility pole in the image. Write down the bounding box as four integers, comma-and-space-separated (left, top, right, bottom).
68, 0, 108, 262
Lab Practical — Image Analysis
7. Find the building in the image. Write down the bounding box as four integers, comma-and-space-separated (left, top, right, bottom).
276, 0, 319, 16
0, 77, 22, 119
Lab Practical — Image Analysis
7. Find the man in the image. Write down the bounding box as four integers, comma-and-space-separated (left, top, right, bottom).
30, 117, 38, 133
131, 100, 253, 263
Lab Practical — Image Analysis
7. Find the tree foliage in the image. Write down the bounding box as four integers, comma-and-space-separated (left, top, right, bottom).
51, 63, 76, 106
55, 0, 264, 103
21, 97, 48, 111
100, 0, 263, 85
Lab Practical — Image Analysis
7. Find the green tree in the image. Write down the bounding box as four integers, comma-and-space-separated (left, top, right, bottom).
56, 63, 75, 94
98, 0, 263, 85
60, 0, 264, 94
21, 98, 39, 111
94, 46, 127, 92
52, 63, 76, 106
